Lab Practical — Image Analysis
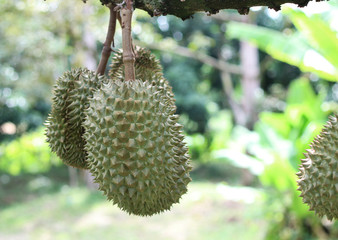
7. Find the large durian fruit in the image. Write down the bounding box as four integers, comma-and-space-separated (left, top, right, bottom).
83, 78, 191, 216
296, 114, 338, 220
45, 68, 107, 169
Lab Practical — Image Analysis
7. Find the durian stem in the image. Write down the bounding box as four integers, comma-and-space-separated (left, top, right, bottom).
121, 3, 135, 81
96, 4, 117, 76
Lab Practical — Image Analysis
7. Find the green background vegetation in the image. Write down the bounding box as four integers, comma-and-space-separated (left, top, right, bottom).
0, 0, 337, 239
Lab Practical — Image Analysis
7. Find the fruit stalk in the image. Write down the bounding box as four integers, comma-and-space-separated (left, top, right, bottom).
96, 4, 117, 76
121, 1, 135, 81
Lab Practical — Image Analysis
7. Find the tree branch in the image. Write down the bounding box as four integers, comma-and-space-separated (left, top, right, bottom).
96, 4, 117, 75
136, 40, 242, 75
100, 0, 329, 19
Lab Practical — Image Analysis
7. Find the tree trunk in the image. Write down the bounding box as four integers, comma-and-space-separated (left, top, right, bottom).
239, 40, 260, 129
68, 167, 79, 187
238, 14, 260, 129
99, 0, 327, 19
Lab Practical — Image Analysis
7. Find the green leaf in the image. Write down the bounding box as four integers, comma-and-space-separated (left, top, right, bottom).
283, 7, 338, 68
208, 110, 233, 151
286, 78, 326, 121
259, 112, 291, 138
259, 156, 296, 191
226, 22, 338, 81
254, 122, 294, 161
286, 78, 316, 105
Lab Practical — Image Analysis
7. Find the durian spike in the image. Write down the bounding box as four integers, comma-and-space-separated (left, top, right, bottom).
121, 3, 135, 81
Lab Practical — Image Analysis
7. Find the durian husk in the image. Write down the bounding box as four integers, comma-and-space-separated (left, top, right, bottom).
296, 114, 338, 220
110, 46, 175, 102
109, 46, 163, 81
45, 47, 173, 170
45, 68, 107, 169
84, 78, 191, 216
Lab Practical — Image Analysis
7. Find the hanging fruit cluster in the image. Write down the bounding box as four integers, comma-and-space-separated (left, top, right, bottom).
44, 0, 337, 221
45, 1, 191, 216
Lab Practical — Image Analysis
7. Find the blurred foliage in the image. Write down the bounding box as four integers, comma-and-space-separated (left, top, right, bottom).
0, 0, 67, 139
0, 165, 69, 207
227, 4, 338, 82
0, 128, 60, 175
165, 59, 209, 133
0, 0, 107, 141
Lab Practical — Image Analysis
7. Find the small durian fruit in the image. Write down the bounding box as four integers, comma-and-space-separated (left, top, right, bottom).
45, 68, 107, 169
84, 79, 191, 216
296, 114, 338, 220
109, 46, 163, 81
109, 46, 176, 110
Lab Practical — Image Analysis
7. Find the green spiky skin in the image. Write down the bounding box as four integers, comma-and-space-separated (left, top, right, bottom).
297, 114, 338, 220
109, 46, 175, 102
84, 79, 191, 216
45, 68, 107, 169
109, 46, 163, 81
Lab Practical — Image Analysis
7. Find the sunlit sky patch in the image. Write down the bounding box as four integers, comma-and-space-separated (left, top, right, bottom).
265, 8, 281, 20
282, 1, 331, 15
250, 6, 263, 12
157, 16, 169, 32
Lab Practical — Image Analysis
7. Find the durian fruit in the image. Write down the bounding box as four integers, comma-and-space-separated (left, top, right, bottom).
45, 68, 107, 169
296, 114, 338, 220
83, 79, 191, 216
110, 46, 176, 110
109, 46, 163, 81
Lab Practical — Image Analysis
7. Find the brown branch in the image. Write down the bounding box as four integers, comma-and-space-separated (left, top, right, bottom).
121, 1, 136, 81
99, 0, 329, 19
96, 4, 117, 75
220, 71, 246, 126
136, 40, 242, 75
130, 0, 327, 19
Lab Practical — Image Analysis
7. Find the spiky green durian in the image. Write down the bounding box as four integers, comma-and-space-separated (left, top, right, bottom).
109, 46, 163, 81
109, 46, 175, 101
297, 114, 338, 220
45, 68, 107, 169
83, 79, 191, 216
